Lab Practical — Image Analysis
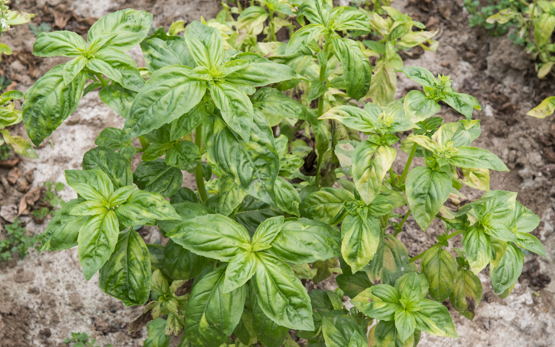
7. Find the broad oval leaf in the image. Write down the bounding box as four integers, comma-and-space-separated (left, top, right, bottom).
449, 269, 482, 320
332, 37, 372, 101
341, 211, 381, 273
252, 252, 314, 330
39, 198, 87, 251
163, 239, 207, 280
167, 214, 251, 262
88, 9, 153, 51
266, 218, 341, 264
122, 65, 207, 140
406, 166, 452, 231
23, 64, 86, 146
421, 246, 457, 302
115, 190, 181, 228
300, 187, 354, 225
33, 31, 86, 57
490, 242, 524, 295
99, 228, 151, 306
185, 265, 247, 347
77, 211, 120, 280
133, 159, 183, 197
141, 27, 195, 71
83, 147, 133, 188
352, 140, 396, 205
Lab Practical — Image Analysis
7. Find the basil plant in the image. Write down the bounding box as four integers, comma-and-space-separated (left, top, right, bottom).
0, 0, 37, 158
25, 2, 544, 347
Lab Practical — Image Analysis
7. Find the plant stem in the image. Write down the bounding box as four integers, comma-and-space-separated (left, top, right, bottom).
408, 230, 463, 263
399, 143, 417, 183
389, 167, 395, 184
394, 209, 411, 237
268, 9, 277, 42
96, 74, 108, 87
316, 53, 328, 118
194, 126, 208, 203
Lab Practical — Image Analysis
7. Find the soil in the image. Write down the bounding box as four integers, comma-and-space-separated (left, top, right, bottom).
0, 0, 554, 346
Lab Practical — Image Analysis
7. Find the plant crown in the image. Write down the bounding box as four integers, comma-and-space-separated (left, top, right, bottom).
25, 1, 545, 346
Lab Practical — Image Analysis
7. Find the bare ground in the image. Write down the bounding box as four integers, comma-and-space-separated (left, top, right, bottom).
0, 0, 554, 346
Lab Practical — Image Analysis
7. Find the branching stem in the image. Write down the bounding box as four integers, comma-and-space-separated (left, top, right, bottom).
194, 126, 208, 203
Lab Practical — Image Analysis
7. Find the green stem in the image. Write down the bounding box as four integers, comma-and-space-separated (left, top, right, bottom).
316, 52, 328, 118
96, 74, 108, 87
399, 143, 417, 183
389, 167, 395, 184
268, 9, 277, 42
194, 126, 208, 203
408, 230, 463, 263
394, 209, 411, 237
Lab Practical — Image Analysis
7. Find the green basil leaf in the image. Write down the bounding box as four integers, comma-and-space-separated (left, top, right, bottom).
184, 21, 223, 68
421, 246, 457, 302
433, 120, 481, 148
141, 27, 194, 71
167, 214, 251, 262
163, 239, 207, 280
372, 320, 419, 347
516, 232, 545, 257
352, 141, 396, 205
449, 269, 482, 320
83, 147, 133, 188
234, 199, 282, 236
366, 235, 415, 286
252, 87, 311, 123
78, 211, 120, 280
394, 308, 416, 343
297, 0, 328, 25
65, 169, 113, 201
286, 24, 326, 55
99, 228, 151, 306
369, 59, 396, 105
123, 65, 206, 140
115, 190, 180, 227
414, 299, 458, 338
398, 66, 436, 88
165, 140, 201, 170
144, 318, 171, 347
352, 284, 400, 321
449, 147, 508, 172
252, 252, 314, 330
463, 227, 492, 274
320, 105, 376, 133
251, 215, 284, 251
441, 92, 481, 120
224, 250, 257, 293
342, 210, 381, 273
490, 243, 524, 294
157, 202, 212, 237
91, 48, 144, 92
99, 83, 136, 119
233, 309, 257, 346
88, 9, 153, 52
403, 90, 440, 122
22, 64, 86, 146
206, 114, 278, 205
333, 7, 370, 31
133, 159, 182, 197
336, 271, 372, 299
300, 188, 354, 225
63, 56, 88, 85
170, 101, 212, 141
142, 142, 172, 161
332, 37, 372, 101
39, 198, 87, 251
267, 218, 340, 265
33, 31, 86, 57
95, 127, 132, 150
224, 62, 298, 88
322, 316, 368, 347
210, 81, 254, 142
535, 13, 555, 46
185, 265, 246, 347
205, 176, 247, 216
406, 166, 452, 231
273, 177, 301, 216
250, 283, 289, 347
